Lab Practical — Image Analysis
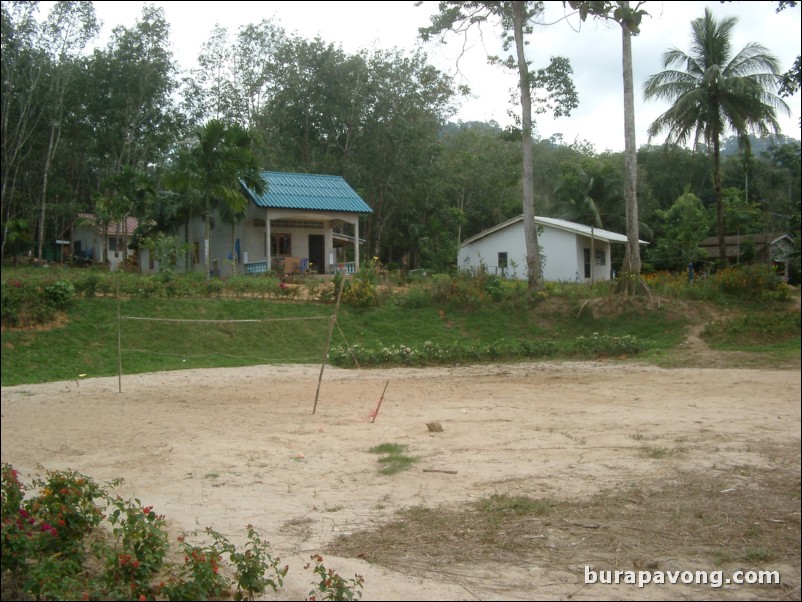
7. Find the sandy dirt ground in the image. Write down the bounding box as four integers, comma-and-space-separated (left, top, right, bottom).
2, 359, 800, 600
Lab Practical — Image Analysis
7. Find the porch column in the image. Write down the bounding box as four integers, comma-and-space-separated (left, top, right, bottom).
325, 226, 333, 273
354, 218, 360, 270
266, 209, 271, 270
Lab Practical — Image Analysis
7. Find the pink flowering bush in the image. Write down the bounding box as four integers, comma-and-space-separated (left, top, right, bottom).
1, 464, 362, 601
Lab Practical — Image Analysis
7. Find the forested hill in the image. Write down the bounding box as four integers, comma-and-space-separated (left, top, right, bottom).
720, 134, 800, 157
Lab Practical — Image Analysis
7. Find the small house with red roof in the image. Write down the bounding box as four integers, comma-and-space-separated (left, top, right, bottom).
71, 213, 152, 272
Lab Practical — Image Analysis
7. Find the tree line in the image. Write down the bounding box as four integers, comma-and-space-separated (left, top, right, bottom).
2, 1, 799, 279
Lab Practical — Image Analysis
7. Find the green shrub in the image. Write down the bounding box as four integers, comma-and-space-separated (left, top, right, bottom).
74, 272, 101, 298
702, 311, 801, 346
306, 553, 364, 601
44, 280, 76, 308
1, 278, 56, 326
161, 535, 229, 601
568, 333, 644, 356
714, 265, 787, 301
342, 277, 379, 307
389, 285, 432, 308
428, 273, 455, 304
209, 525, 288, 601
329, 337, 565, 368
1, 466, 105, 582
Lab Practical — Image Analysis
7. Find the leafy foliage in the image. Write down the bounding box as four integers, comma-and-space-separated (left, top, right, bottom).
0, 465, 354, 602
644, 7, 791, 266
305, 553, 364, 601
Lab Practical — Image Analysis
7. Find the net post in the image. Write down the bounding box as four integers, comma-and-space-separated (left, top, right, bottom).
117, 268, 122, 393
313, 274, 346, 414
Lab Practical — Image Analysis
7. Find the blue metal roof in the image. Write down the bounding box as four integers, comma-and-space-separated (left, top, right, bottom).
243, 171, 372, 214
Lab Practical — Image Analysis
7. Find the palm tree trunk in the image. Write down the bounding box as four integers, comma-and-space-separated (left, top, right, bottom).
713, 136, 726, 266
205, 212, 211, 279
620, 7, 641, 275
231, 224, 238, 274
184, 218, 190, 273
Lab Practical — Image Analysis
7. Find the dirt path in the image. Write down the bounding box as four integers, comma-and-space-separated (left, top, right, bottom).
2, 356, 799, 600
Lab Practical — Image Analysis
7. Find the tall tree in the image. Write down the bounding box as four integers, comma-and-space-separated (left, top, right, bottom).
614, 1, 639, 276
648, 188, 711, 272
438, 122, 521, 244
567, 1, 648, 294
1, 1, 47, 256
775, 1, 800, 126
182, 25, 239, 125
352, 47, 455, 261
87, 4, 179, 179
35, 1, 99, 260
1, 2, 98, 260
419, 1, 577, 291
643, 7, 790, 267
165, 120, 264, 278
97, 167, 155, 268
182, 19, 288, 145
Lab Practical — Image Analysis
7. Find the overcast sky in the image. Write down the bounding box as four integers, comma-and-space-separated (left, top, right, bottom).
63, 1, 802, 152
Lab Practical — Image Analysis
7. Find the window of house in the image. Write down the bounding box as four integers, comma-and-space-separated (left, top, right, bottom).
498, 252, 508, 269
595, 250, 606, 266
273, 219, 323, 229
271, 233, 291, 256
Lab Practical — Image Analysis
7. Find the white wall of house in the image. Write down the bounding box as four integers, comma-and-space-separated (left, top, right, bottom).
458, 221, 614, 282
71, 225, 138, 272
459, 220, 529, 278
137, 247, 162, 274
71, 225, 103, 264
540, 226, 582, 282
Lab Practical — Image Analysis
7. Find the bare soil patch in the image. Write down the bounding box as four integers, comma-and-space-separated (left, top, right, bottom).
2, 355, 799, 600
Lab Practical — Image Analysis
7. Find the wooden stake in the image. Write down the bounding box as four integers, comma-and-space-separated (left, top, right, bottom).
116, 267, 122, 393
312, 275, 346, 414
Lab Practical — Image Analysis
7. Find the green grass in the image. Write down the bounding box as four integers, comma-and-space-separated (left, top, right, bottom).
368, 443, 418, 475
367, 443, 408, 455
2, 295, 682, 386
2, 269, 799, 386
1, 298, 331, 386
702, 310, 801, 349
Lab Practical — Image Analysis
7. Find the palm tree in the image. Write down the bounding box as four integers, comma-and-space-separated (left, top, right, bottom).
420, 1, 578, 292
107, 168, 155, 269
558, 173, 604, 283
166, 120, 264, 278
644, 7, 790, 266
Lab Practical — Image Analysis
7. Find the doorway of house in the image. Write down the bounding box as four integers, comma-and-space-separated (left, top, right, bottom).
308, 234, 325, 274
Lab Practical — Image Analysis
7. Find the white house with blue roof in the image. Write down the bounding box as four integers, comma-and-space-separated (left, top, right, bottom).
188, 171, 372, 278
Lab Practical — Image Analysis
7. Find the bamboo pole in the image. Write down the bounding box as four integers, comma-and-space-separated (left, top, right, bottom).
116, 267, 122, 393
312, 274, 346, 414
